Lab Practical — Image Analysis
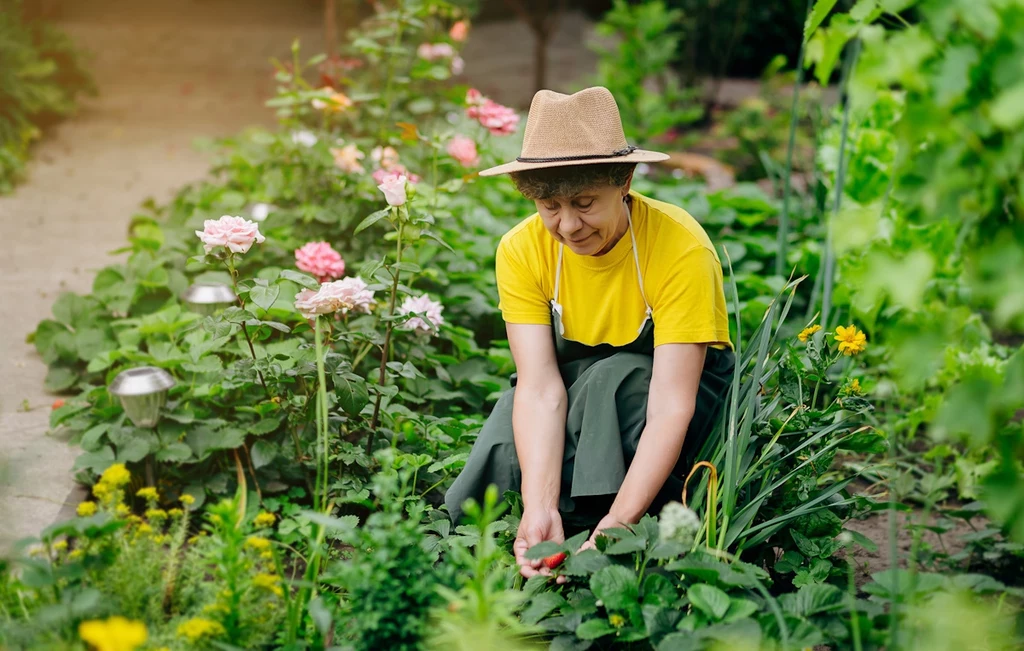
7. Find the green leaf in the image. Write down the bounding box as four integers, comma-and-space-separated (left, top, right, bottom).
603, 534, 647, 555
779, 583, 843, 616
563, 549, 612, 576
354, 208, 391, 234
74, 329, 115, 362
991, 83, 1024, 129
279, 269, 319, 289
250, 440, 277, 468
774, 550, 804, 573
249, 417, 283, 436
687, 584, 731, 621
155, 442, 193, 463
186, 426, 245, 460
723, 598, 759, 622
804, 0, 839, 41
590, 565, 639, 610
575, 618, 616, 640
839, 430, 888, 453
45, 366, 78, 392
335, 372, 370, 416
524, 541, 563, 560
522, 592, 568, 625
641, 574, 678, 607
249, 283, 281, 311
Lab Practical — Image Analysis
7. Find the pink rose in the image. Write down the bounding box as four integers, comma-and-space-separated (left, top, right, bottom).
294, 277, 375, 320
378, 174, 408, 207
417, 43, 455, 61
451, 56, 465, 76
371, 146, 400, 170
399, 294, 445, 334
295, 241, 346, 282
195, 215, 266, 254
446, 135, 479, 167
465, 89, 519, 136
372, 165, 420, 185
330, 143, 365, 174
449, 20, 469, 42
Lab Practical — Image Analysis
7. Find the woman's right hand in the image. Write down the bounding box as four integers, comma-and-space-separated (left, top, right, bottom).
513, 507, 566, 582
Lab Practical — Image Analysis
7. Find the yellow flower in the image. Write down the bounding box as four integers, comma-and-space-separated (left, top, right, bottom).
78, 616, 147, 651
99, 464, 131, 488
841, 378, 863, 396
245, 536, 272, 551
77, 501, 98, 517
136, 523, 153, 535
609, 613, 626, 629
176, 617, 225, 641
834, 325, 867, 356
180, 494, 196, 506
253, 512, 276, 528
260, 550, 275, 561
145, 508, 168, 521
798, 324, 821, 342
92, 483, 112, 501
168, 508, 184, 518
69, 549, 84, 560
253, 573, 284, 597
187, 535, 202, 545
115, 504, 131, 517
136, 487, 159, 501
53, 540, 68, 552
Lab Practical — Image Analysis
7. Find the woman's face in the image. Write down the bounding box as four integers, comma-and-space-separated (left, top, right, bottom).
535, 183, 631, 256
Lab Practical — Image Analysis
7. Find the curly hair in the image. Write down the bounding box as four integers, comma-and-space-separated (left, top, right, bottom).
508, 163, 636, 201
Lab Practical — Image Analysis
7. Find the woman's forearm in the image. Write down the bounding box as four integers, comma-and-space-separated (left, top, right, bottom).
609, 411, 693, 523
512, 382, 567, 511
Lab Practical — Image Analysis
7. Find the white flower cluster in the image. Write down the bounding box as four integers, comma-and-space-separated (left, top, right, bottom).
658, 501, 701, 547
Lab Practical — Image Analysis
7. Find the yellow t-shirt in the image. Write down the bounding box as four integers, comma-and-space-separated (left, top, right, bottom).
496, 190, 733, 350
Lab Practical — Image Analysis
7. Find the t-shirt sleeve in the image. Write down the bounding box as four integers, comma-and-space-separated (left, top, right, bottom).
495, 236, 551, 325
652, 245, 732, 348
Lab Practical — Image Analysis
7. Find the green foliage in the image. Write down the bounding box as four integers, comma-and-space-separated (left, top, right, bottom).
0, 0, 95, 193
589, 0, 703, 145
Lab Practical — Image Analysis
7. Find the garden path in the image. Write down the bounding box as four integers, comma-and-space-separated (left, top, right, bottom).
0, 1, 610, 550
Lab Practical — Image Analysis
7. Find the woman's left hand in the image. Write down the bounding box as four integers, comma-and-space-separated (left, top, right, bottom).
579, 512, 631, 551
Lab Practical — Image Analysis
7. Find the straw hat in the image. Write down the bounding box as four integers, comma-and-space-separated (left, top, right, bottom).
479, 86, 669, 177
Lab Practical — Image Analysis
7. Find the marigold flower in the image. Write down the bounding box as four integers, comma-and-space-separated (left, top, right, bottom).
79, 616, 147, 651
834, 325, 867, 356
253, 573, 284, 597
798, 324, 821, 342
77, 501, 98, 517
176, 617, 225, 641
254, 512, 277, 528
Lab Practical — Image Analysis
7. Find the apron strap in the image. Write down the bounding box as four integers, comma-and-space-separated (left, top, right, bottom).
626, 212, 652, 316
553, 243, 565, 305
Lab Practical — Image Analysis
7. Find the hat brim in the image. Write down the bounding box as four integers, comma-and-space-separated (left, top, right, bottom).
478, 149, 670, 177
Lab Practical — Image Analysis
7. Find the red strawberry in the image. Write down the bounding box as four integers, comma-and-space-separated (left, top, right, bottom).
542, 552, 566, 569
51, 399, 65, 410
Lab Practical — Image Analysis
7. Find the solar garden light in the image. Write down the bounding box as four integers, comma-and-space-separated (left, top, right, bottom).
181, 282, 237, 316
109, 366, 175, 487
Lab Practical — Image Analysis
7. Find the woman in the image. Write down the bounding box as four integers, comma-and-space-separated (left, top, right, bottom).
444, 87, 735, 579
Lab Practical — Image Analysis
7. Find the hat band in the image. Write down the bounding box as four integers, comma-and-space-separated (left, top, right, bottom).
515, 145, 637, 164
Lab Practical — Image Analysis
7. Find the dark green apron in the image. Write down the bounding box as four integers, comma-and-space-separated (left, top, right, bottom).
444, 205, 735, 527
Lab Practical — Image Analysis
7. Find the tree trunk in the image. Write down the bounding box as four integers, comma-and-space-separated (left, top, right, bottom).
324, 0, 337, 56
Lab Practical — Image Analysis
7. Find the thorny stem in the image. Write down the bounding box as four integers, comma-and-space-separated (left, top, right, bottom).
367, 215, 405, 455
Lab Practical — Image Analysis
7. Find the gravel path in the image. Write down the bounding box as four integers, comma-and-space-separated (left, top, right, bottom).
0, 1, 604, 550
